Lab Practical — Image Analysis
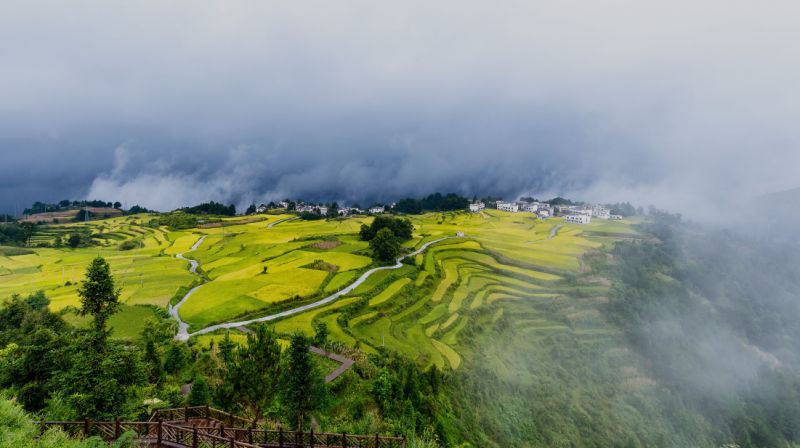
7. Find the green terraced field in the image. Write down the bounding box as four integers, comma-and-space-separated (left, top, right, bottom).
1, 210, 639, 371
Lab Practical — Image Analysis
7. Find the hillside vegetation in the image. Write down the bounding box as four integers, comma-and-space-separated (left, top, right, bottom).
2, 208, 798, 447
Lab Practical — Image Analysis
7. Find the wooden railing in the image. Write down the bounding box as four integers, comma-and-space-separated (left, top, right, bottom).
40, 406, 406, 448
151, 405, 252, 428
192, 425, 406, 448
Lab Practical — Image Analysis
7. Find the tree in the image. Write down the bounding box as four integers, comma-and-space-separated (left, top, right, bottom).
19, 222, 35, 244
370, 228, 401, 263
281, 332, 325, 429
313, 322, 328, 347
224, 324, 282, 424
246, 204, 257, 215
67, 233, 82, 248
77, 256, 121, 334
75, 209, 92, 221
188, 377, 211, 406
113, 201, 122, 209
359, 215, 413, 242
56, 333, 147, 420
326, 202, 339, 218
163, 343, 187, 375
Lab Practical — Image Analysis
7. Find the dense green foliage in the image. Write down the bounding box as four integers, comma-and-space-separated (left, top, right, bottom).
126, 205, 150, 214
299, 211, 325, 220
0, 222, 35, 246
393, 193, 469, 214
370, 228, 402, 263
359, 216, 413, 242
146, 213, 201, 230
180, 201, 236, 216
0, 290, 146, 420
217, 325, 282, 424
0, 395, 140, 448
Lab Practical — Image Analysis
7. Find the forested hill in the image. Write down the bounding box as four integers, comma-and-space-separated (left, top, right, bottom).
446, 213, 800, 447
605, 213, 800, 446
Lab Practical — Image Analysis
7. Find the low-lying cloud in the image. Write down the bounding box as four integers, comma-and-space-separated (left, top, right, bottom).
2, 1, 800, 217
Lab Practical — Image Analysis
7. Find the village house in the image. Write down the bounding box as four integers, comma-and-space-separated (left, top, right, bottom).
537, 209, 551, 218
369, 205, 385, 214
496, 201, 519, 213
592, 206, 611, 219
278, 201, 289, 209
564, 214, 591, 224
256, 204, 268, 213
469, 202, 485, 212
522, 203, 539, 213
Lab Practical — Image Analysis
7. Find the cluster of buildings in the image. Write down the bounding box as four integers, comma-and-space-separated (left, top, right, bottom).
253, 200, 389, 217
470, 199, 623, 224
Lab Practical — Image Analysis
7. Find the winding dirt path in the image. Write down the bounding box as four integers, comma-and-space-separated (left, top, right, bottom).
181, 235, 461, 339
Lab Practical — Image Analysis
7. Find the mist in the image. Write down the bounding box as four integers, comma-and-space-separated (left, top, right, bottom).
1, 1, 800, 217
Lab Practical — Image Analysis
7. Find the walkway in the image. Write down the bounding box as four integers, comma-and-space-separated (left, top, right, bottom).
310, 346, 355, 383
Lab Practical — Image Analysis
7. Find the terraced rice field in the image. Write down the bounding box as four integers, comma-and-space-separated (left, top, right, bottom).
0, 215, 194, 316
1, 209, 640, 369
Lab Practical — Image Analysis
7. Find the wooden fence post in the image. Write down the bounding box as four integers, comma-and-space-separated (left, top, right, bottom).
220, 423, 225, 439
115, 417, 121, 439
185, 405, 189, 422
83, 418, 90, 437
375, 433, 380, 448
278, 426, 284, 448
192, 427, 198, 448
230, 436, 236, 448
248, 428, 253, 445
310, 428, 315, 448
156, 419, 163, 447
298, 427, 303, 448
205, 404, 210, 419
342, 432, 347, 448
228, 413, 233, 427
402, 435, 407, 448
39, 419, 46, 435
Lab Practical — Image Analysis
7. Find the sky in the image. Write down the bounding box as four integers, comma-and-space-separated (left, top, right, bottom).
1, 1, 799, 217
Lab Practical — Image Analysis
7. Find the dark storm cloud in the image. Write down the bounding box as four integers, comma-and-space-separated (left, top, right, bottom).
1, 1, 799, 216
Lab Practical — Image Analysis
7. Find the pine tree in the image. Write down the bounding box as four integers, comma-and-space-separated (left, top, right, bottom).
281, 332, 325, 429
77, 256, 121, 334
188, 377, 211, 406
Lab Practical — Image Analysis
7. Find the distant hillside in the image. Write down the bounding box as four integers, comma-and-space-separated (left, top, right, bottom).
20, 207, 123, 224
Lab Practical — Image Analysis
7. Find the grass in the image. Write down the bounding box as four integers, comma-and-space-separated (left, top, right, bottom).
62, 304, 159, 340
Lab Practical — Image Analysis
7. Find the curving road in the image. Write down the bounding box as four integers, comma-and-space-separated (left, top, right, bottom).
181, 235, 462, 339
267, 217, 299, 228
548, 224, 562, 240
170, 235, 207, 340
